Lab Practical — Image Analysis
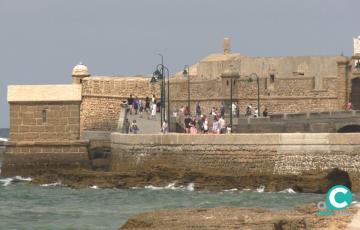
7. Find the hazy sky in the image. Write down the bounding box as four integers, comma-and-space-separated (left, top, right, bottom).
0, 0, 359, 127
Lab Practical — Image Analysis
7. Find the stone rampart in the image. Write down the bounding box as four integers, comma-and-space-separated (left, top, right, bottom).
10, 102, 80, 141
237, 110, 360, 133
111, 133, 360, 191
1, 140, 91, 177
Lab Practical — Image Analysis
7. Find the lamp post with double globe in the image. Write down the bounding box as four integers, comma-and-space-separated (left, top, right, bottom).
182, 65, 190, 112
150, 55, 170, 128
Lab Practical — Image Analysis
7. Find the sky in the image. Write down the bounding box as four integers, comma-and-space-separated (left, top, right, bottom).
0, 0, 359, 128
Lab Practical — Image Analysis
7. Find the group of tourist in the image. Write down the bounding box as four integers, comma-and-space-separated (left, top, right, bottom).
125, 94, 168, 134
127, 94, 159, 119
125, 94, 271, 134
123, 118, 139, 134
183, 114, 231, 134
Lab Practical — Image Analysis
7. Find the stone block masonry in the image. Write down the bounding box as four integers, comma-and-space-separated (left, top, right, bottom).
81, 77, 160, 131
10, 102, 80, 141
111, 133, 360, 191
1, 140, 91, 177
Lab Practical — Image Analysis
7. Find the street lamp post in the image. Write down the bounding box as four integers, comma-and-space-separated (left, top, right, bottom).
221, 69, 239, 132
182, 65, 190, 112
230, 78, 234, 130
249, 73, 260, 117
151, 56, 170, 129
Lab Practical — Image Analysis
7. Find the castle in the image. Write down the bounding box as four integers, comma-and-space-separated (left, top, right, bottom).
7, 37, 360, 138
3, 36, 360, 181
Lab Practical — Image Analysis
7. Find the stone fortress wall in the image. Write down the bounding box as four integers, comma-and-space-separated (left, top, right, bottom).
78, 56, 349, 131
80, 77, 159, 131
111, 133, 360, 191
76, 37, 360, 131
3, 85, 91, 177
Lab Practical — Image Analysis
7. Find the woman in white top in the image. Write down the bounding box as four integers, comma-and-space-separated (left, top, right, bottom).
203, 117, 209, 134
151, 103, 157, 119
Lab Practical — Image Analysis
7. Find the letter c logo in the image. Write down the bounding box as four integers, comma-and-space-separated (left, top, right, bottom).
326, 185, 352, 210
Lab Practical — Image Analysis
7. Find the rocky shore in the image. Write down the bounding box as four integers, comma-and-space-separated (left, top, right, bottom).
31, 167, 352, 194
120, 205, 357, 230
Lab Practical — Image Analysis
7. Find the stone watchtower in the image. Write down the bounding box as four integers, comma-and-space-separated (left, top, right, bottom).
72, 62, 90, 84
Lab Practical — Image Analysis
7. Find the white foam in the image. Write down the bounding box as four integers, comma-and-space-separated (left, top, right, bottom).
0, 176, 32, 186
0, 178, 12, 186
13, 176, 32, 182
0, 138, 8, 142
186, 183, 195, 191
40, 182, 62, 187
279, 188, 296, 194
256, 185, 265, 193
145, 182, 195, 191
223, 188, 238, 192
89, 185, 99, 189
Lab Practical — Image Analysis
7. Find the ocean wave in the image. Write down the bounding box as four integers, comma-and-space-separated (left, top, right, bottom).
256, 185, 265, 193
223, 188, 238, 192
89, 185, 99, 189
144, 182, 195, 191
40, 182, 62, 187
279, 188, 296, 194
0, 176, 32, 186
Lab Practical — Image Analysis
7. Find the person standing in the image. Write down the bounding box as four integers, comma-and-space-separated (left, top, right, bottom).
196, 102, 201, 117
151, 101, 157, 119
232, 102, 236, 116
161, 120, 168, 134
184, 116, 192, 133
254, 108, 258, 118
347, 101, 353, 110
127, 94, 134, 114
130, 120, 139, 134
220, 103, 225, 117
123, 118, 130, 134
219, 116, 226, 134
133, 96, 139, 115
190, 119, 197, 134
212, 117, 220, 134
203, 116, 209, 134
263, 107, 268, 117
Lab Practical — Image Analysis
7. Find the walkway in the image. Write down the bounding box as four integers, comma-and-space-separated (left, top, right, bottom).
126, 112, 162, 134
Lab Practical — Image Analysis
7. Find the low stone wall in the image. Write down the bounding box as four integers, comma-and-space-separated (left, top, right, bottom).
1, 140, 91, 177
237, 110, 360, 133
111, 133, 360, 191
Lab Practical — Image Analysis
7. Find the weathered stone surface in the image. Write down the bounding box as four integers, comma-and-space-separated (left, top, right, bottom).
29, 167, 350, 194
120, 205, 356, 230
1, 141, 90, 177
110, 133, 360, 192
9, 102, 81, 141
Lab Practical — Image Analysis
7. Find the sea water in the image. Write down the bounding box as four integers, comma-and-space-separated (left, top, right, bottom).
0, 131, 358, 230
1, 173, 355, 230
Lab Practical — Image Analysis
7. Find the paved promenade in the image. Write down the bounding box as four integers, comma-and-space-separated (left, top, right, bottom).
127, 112, 161, 134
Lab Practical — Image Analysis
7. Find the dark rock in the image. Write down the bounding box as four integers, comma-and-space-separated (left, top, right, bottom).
119, 205, 356, 230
